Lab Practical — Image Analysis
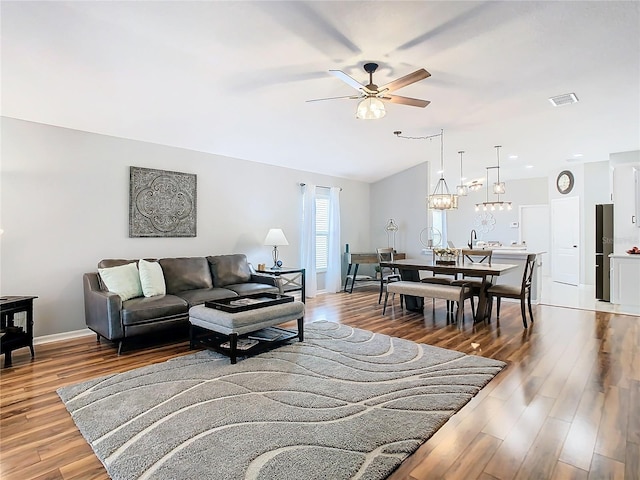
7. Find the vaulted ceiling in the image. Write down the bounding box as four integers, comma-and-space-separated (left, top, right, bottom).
2, 1, 638, 184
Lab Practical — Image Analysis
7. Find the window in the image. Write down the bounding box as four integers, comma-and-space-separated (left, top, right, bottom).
315, 194, 329, 271
431, 210, 447, 248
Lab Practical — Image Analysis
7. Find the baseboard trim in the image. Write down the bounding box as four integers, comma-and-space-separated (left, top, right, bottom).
34, 328, 95, 345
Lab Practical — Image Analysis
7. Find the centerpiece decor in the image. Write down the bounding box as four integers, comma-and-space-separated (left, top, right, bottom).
434, 247, 459, 265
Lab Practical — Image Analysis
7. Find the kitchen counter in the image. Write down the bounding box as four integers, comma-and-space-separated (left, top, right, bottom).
609, 253, 640, 259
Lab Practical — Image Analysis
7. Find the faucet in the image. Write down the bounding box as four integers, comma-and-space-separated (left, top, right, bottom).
468, 229, 477, 249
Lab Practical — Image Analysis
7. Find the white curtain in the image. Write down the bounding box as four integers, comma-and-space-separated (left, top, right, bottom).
325, 187, 342, 292
301, 184, 317, 298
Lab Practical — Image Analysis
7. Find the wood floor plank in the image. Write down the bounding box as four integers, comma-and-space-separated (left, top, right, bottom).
441, 432, 502, 479
587, 453, 625, 480
514, 417, 571, 480
594, 386, 629, 462
550, 462, 588, 480
480, 394, 556, 480
558, 388, 605, 471
625, 441, 640, 480
0, 288, 637, 480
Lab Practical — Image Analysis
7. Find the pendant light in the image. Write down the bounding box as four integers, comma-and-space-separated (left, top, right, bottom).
475, 145, 512, 211
427, 129, 458, 210
456, 150, 468, 196
468, 180, 483, 191
393, 129, 458, 210
492, 145, 506, 194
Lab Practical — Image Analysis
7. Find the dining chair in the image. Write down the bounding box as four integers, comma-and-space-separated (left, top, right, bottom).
420, 249, 458, 313
376, 248, 402, 304
451, 249, 493, 316
486, 254, 536, 328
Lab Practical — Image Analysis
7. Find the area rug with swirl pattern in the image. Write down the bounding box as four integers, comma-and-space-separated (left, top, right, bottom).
57, 321, 505, 480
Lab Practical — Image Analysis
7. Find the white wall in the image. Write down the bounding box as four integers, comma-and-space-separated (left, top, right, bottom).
447, 177, 549, 248
0, 117, 370, 336
583, 161, 612, 284
369, 162, 429, 275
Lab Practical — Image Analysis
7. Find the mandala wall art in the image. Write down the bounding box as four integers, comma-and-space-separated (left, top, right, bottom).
129, 166, 197, 237
474, 212, 496, 234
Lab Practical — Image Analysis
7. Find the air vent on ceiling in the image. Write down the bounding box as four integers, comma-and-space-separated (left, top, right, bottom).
548, 93, 579, 107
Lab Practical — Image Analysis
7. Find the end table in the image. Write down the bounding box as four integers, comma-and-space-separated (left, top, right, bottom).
255, 267, 305, 303
1, 296, 37, 367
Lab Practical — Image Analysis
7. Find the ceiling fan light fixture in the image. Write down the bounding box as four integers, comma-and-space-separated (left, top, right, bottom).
356, 97, 386, 119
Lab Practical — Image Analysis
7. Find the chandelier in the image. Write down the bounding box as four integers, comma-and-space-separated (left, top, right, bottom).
468, 180, 483, 191
427, 129, 458, 210
394, 129, 458, 210
475, 145, 512, 211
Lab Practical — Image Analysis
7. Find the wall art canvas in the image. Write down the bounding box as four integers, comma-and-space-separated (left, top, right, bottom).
129, 166, 197, 237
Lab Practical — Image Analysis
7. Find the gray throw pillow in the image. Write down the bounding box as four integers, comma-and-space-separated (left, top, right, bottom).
208, 254, 252, 287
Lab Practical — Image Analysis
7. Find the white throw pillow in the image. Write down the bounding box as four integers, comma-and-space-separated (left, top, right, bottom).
98, 262, 143, 301
138, 259, 166, 297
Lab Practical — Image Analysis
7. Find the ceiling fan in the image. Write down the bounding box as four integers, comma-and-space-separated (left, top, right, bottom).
307, 62, 431, 119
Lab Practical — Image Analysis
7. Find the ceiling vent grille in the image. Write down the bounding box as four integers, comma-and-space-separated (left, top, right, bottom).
549, 93, 579, 107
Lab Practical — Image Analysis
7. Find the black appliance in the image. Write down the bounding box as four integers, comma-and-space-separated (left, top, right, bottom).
595, 204, 614, 301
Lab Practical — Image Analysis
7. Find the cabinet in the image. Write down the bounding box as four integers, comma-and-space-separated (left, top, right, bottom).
612, 163, 640, 251
610, 255, 640, 306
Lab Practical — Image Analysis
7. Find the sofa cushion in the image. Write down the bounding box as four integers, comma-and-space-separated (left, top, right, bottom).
98, 262, 143, 301
207, 254, 252, 287
225, 283, 280, 296
159, 257, 213, 294
121, 294, 188, 326
138, 259, 166, 297
176, 287, 238, 307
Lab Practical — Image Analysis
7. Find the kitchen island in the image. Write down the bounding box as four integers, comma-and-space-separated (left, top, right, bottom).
610, 253, 640, 307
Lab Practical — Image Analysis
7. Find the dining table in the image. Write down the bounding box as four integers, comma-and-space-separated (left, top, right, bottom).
379, 257, 519, 321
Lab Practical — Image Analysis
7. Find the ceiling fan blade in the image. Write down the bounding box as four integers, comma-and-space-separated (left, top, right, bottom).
306, 94, 362, 103
379, 68, 431, 93
382, 95, 431, 108
329, 70, 367, 92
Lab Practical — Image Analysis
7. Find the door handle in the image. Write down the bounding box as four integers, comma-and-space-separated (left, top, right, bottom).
573, 245, 578, 248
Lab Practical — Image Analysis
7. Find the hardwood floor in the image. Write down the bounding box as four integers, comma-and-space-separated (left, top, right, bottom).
1, 284, 638, 480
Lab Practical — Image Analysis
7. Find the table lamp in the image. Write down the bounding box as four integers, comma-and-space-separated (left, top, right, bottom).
264, 228, 289, 268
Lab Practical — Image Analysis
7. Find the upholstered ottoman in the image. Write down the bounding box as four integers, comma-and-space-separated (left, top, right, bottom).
188, 301, 305, 363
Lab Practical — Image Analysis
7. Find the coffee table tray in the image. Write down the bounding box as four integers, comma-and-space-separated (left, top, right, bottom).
205, 293, 293, 313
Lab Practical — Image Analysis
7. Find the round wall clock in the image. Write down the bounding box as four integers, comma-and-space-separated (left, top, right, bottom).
556, 170, 574, 194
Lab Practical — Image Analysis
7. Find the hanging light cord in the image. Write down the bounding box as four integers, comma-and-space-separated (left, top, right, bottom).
495, 145, 501, 185
393, 130, 443, 141
394, 129, 445, 178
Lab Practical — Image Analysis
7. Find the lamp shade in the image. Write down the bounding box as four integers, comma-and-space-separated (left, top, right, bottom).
264, 228, 289, 246
356, 97, 386, 119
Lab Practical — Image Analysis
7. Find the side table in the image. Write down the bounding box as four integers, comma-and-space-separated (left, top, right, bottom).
256, 267, 306, 303
1, 296, 37, 368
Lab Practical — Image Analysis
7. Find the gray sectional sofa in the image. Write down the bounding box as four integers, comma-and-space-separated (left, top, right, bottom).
82, 254, 279, 353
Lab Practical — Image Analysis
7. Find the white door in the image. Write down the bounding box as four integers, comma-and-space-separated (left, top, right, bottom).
551, 196, 580, 285
520, 204, 550, 277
